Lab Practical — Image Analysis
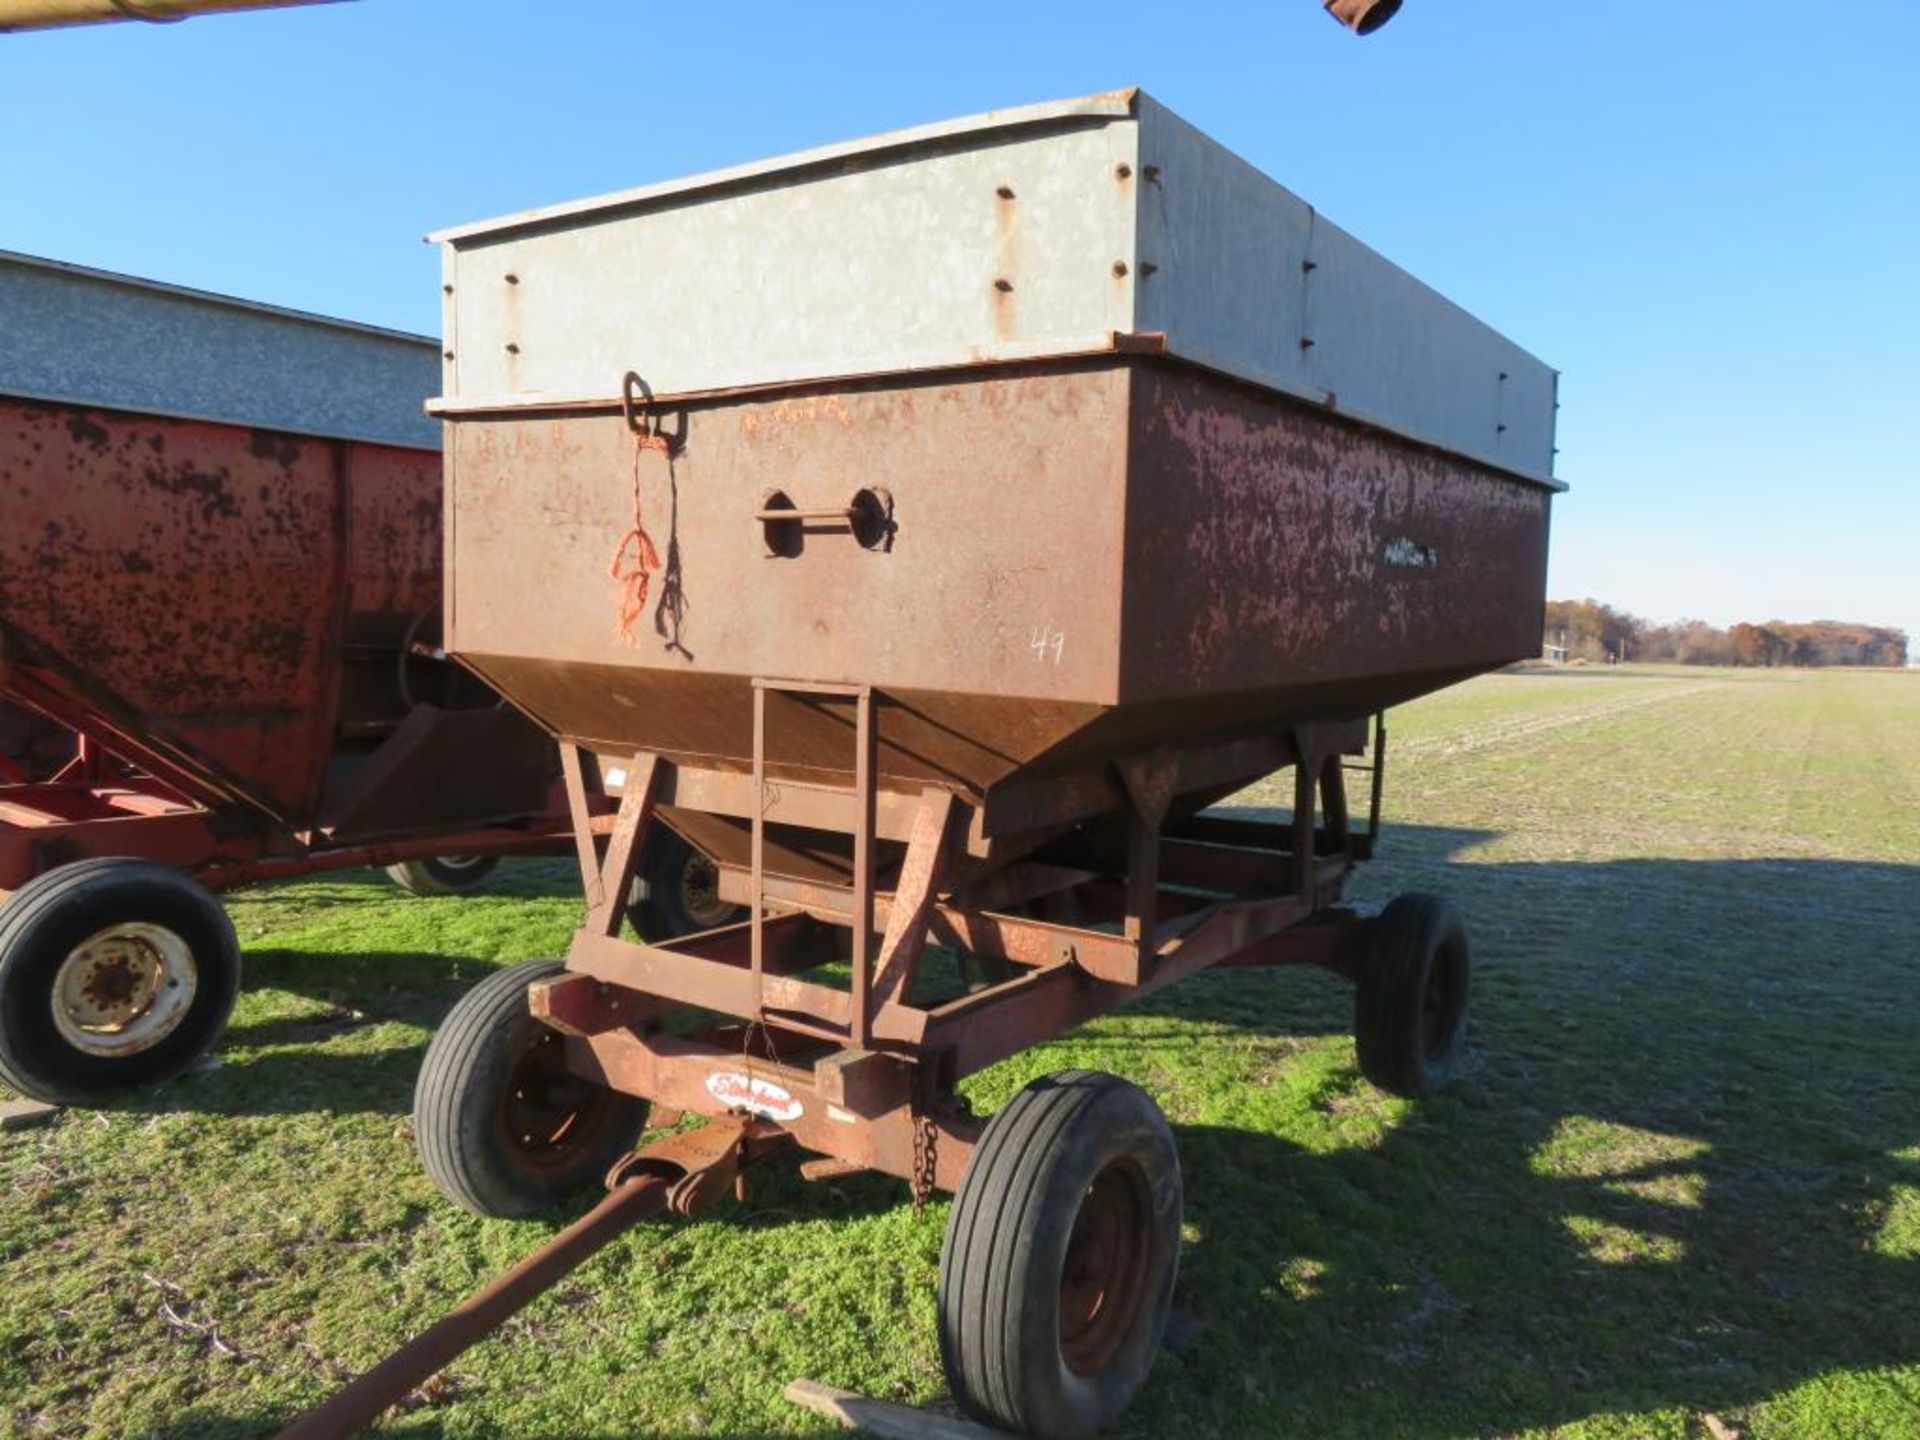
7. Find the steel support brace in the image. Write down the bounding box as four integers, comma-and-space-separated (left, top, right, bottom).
870, 787, 955, 1008
592, 754, 660, 936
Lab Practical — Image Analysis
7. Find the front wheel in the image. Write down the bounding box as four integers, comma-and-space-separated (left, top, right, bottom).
1354, 892, 1471, 1098
939, 1070, 1182, 1439
0, 858, 241, 1105
414, 959, 648, 1218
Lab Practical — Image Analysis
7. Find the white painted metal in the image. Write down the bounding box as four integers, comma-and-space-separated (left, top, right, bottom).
1131, 95, 1559, 486
50, 921, 199, 1058
433, 89, 1558, 486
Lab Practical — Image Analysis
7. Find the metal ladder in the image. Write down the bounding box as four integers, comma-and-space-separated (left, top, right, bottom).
749, 678, 877, 1046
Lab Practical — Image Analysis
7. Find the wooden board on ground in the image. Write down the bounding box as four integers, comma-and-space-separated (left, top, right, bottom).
0, 1098, 60, 1131
783, 1379, 1015, 1440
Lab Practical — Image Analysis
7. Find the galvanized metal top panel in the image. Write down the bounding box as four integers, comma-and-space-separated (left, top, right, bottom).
432, 89, 1558, 486
0, 249, 441, 450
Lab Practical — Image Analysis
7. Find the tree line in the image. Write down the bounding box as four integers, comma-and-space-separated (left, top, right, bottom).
1542, 600, 1909, 668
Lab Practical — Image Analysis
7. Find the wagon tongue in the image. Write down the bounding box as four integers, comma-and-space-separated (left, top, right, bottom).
273, 1116, 777, 1439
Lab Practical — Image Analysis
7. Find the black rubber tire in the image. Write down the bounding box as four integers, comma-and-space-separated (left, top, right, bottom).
414, 958, 648, 1218
631, 827, 744, 941
1354, 892, 1471, 1098
384, 855, 501, 896
0, 858, 240, 1105
938, 1071, 1182, 1439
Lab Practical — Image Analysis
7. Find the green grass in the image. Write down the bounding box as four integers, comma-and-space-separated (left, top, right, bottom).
5, 666, 1920, 1438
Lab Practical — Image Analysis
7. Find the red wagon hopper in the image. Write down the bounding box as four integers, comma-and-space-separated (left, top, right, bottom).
0, 250, 579, 1105
285, 90, 1562, 1439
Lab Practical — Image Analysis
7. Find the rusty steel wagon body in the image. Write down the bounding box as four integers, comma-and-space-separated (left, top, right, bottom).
284, 90, 1560, 1440
0, 250, 582, 1105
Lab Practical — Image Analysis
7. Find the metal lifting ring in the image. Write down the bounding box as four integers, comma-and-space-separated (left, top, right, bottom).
621, 370, 662, 439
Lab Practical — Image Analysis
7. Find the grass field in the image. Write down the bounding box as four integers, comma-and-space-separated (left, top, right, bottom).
4, 666, 1919, 1439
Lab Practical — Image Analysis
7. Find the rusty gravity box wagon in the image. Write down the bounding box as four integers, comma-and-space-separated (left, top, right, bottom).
284, 89, 1560, 1439
0, 251, 591, 1106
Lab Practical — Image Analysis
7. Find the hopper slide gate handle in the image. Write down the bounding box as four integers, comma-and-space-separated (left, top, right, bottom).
758, 486, 895, 557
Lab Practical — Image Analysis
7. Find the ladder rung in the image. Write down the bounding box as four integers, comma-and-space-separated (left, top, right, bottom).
751, 677, 870, 697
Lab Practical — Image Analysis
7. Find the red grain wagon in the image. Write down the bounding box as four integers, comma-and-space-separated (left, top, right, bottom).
285, 91, 1560, 1439
0, 251, 598, 1104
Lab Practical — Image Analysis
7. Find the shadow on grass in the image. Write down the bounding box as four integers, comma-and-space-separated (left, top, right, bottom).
140, 1428, 817, 1436
141, 1421, 813, 1440
111, 948, 501, 1119
1123, 828, 1920, 1436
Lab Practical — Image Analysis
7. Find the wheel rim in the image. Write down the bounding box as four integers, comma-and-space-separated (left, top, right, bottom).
50, 922, 199, 1057
434, 855, 489, 874
1058, 1157, 1157, 1377
496, 1027, 616, 1174
678, 852, 736, 930
1421, 938, 1464, 1059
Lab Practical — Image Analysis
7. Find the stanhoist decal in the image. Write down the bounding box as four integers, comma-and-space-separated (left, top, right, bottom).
705, 1070, 804, 1122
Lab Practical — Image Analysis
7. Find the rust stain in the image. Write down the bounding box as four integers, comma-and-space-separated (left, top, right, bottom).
992, 182, 1021, 343
0, 396, 460, 828
64, 414, 110, 450
440, 356, 1550, 796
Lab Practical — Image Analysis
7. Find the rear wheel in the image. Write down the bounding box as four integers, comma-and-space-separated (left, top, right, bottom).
631, 828, 744, 940
1354, 892, 1470, 1098
939, 1070, 1182, 1439
414, 958, 648, 1218
0, 859, 240, 1105
385, 855, 501, 896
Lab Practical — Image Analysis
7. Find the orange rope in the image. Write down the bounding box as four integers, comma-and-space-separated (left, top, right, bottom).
609, 432, 664, 643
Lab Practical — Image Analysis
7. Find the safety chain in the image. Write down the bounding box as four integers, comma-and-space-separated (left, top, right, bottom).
910, 1113, 939, 1214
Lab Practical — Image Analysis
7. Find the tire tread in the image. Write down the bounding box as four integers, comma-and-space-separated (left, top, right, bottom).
939, 1070, 1176, 1438
0, 859, 238, 1102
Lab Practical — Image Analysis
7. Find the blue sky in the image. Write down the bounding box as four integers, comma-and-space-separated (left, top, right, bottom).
4, 1, 1916, 642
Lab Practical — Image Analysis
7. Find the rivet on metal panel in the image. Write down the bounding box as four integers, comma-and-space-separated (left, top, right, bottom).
993, 278, 1014, 293
505, 273, 520, 285
995, 185, 1015, 200
1140, 262, 1159, 278
1300, 337, 1316, 351
1302, 259, 1318, 274
1142, 164, 1161, 183
442, 284, 453, 295
1114, 163, 1132, 180
505, 342, 520, 354
1112, 261, 1129, 279
442, 349, 454, 361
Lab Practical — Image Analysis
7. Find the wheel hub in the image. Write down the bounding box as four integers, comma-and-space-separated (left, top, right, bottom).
51, 922, 198, 1057
679, 853, 733, 929
1058, 1158, 1156, 1376
498, 1029, 613, 1171
1422, 941, 1464, 1058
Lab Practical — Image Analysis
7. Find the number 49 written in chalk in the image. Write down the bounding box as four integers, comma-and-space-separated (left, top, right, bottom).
1031, 626, 1066, 665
